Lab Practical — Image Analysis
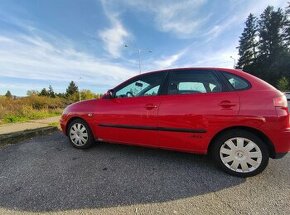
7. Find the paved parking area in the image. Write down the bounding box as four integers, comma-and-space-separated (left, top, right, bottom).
0, 131, 289, 215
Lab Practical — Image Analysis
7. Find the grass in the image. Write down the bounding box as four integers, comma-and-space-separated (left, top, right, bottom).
3, 111, 61, 123
48, 121, 61, 130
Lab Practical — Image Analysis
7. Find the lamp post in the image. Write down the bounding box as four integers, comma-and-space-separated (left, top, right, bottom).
78, 75, 82, 101
230, 56, 236, 68
124, 44, 152, 74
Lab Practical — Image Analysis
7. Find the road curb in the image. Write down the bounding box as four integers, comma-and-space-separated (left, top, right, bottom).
0, 126, 58, 146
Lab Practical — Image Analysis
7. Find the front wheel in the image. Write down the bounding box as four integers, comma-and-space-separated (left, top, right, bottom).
67, 119, 94, 149
211, 129, 269, 177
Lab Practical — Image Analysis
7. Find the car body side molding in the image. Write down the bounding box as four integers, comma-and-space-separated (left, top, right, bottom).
98, 123, 207, 133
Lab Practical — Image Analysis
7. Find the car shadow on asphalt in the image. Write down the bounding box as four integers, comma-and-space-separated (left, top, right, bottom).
0, 131, 245, 212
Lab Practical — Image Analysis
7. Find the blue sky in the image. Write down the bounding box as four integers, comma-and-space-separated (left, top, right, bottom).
0, 0, 287, 96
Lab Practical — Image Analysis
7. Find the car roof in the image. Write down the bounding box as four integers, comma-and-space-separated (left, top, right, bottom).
148, 67, 241, 72
140, 67, 243, 76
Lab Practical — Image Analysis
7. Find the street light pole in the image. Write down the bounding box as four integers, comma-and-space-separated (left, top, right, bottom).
138, 49, 141, 74
78, 75, 82, 101
124, 44, 152, 74
230, 56, 236, 68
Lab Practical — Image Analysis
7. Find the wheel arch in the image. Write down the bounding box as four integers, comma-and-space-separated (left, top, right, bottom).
207, 126, 276, 158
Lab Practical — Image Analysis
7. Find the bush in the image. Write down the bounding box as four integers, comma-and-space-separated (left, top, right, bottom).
0, 95, 65, 124
0, 91, 102, 124
277, 77, 289, 92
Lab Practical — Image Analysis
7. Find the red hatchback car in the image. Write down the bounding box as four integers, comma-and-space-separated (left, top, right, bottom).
60, 68, 290, 177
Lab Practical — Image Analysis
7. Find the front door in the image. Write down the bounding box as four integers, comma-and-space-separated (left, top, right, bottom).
95, 71, 167, 146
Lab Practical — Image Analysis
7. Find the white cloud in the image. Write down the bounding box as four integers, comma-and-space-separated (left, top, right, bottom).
153, 49, 186, 69
0, 33, 136, 94
99, 17, 130, 58
190, 45, 239, 68
116, 0, 208, 38
153, 0, 208, 36
98, 1, 131, 58
206, 0, 289, 39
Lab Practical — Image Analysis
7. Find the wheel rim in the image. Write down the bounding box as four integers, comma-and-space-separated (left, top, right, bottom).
219, 137, 262, 173
69, 123, 89, 146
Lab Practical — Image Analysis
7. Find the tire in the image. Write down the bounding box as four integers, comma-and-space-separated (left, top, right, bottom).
67, 119, 94, 149
211, 129, 269, 177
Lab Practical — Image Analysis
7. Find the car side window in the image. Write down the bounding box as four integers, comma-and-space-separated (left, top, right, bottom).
143, 85, 160, 96
167, 70, 222, 95
223, 72, 250, 90
115, 72, 167, 98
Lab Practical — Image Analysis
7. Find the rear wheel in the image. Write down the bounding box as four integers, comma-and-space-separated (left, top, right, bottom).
68, 119, 94, 149
212, 129, 269, 177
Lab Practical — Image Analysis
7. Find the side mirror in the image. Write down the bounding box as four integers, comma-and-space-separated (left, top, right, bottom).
102, 89, 115, 99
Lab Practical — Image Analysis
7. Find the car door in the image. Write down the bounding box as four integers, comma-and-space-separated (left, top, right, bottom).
156, 69, 239, 153
94, 71, 168, 146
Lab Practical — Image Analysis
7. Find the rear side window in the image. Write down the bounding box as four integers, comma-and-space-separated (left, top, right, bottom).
167, 70, 222, 95
223, 73, 250, 90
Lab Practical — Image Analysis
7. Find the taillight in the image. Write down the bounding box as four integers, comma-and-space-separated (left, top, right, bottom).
273, 95, 289, 120
273, 95, 288, 108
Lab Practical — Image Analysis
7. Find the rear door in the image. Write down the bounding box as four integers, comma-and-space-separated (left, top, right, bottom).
156, 69, 239, 153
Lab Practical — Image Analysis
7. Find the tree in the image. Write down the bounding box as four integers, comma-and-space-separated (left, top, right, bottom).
5, 90, 12, 98
258, 7, 285, 63
66, 81, 79, 96
55, 92, 66, 98
277, 76, 289, 91
80, 90, 96, 100
39, 88, 49, 97
27, 90, 39, 96
237, 14, 258, 70
255, 6, 287, 85
284, 3, 290, 48
236, 5, 290, 88
48, 85, 55, 98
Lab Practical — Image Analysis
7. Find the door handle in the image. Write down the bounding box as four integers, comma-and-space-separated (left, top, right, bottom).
145, 104, 158, 110
219, 100, 236, 108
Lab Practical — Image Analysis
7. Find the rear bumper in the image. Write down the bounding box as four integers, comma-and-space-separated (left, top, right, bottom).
270, 128, 290, 158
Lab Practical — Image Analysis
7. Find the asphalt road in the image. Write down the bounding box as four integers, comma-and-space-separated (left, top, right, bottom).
0, 131, 289, 215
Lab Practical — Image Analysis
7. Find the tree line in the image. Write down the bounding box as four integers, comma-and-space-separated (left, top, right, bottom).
237, 4, 290, 91
4, 81, 103, 101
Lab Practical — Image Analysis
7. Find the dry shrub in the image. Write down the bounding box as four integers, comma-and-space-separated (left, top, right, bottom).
0, 95, 66, 123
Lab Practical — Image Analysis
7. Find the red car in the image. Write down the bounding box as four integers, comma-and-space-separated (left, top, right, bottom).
60, 68, 290, 177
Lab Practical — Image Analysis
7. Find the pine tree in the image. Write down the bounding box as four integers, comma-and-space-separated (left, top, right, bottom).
5, 90, 12, 98
284, 3, 290, 49
66, 81, 79, 96
258, 6, 285, 63
237, 5, 290, 87
237, 14, 258, 70
48, 85, 55, 98
27, 90, 39, 96
257, 6, 286, 84
39, 88, 49, 97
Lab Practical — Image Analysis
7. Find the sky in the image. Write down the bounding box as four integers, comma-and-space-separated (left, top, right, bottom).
0, 0, 288, 96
